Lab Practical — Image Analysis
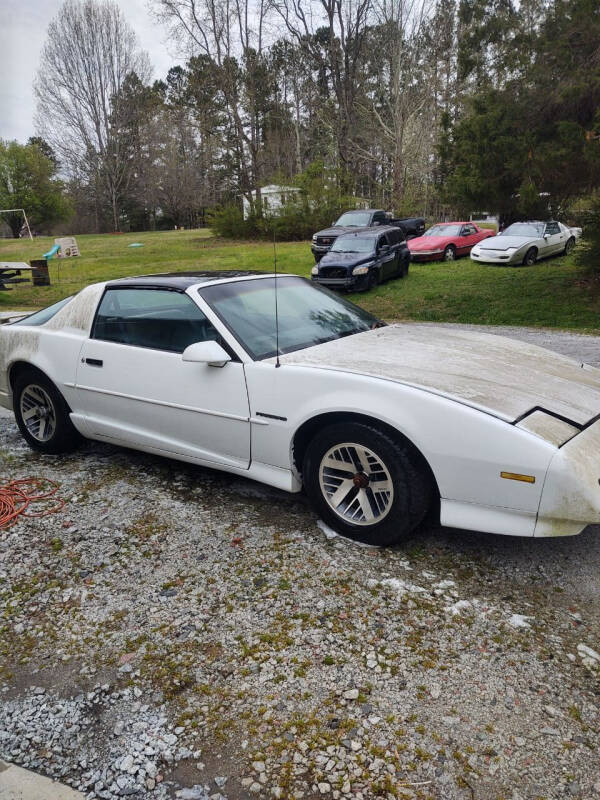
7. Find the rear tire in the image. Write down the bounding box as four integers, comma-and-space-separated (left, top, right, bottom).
303, 422, 433, 546
523, 247, 537, 266
563, 237, 575, 256
13, 370, 81, 454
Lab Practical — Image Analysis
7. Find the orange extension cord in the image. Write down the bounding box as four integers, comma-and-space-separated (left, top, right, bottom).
0, 477, 66, 529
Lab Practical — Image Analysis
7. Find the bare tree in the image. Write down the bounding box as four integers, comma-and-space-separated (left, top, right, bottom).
360, 0, 434, 210
272, 0, 374, 189
156, 0, 273, 214
35, 0, 151, 231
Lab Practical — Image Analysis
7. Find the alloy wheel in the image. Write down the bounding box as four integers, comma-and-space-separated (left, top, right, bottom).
318, 442, 394, 525
20, 384, 57, 442
444, 247, 455, 261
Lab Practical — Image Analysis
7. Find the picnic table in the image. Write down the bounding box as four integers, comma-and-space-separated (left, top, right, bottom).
0, 262, 34, 291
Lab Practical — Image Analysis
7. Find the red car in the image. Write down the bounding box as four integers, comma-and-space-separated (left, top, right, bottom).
408, 222, 495, 262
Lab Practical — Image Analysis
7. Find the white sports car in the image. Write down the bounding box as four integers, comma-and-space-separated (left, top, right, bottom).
1, 271, 600, 545
471, 220, 578, 266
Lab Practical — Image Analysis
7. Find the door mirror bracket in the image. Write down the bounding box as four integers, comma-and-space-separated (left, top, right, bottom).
182, 340, 231, 368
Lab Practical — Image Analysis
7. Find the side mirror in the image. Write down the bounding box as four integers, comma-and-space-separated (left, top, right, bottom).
381, 244, 390, 252
543, 233, 549, 239
182, 340, 231, 368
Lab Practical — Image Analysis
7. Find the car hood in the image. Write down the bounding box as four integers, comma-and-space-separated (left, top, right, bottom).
320, 252, 374, 267
477, 235, 532, 251
276, 325, 600, 425
408, 235, 450, 249
315, 225, 370, 238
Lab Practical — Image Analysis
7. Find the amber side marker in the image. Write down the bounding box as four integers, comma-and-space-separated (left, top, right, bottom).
501, 471, 536, 484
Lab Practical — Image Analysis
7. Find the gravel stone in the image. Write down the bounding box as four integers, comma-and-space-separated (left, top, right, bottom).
0, 325, 599, 800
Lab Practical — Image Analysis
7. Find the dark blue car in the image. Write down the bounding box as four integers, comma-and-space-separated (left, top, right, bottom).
311, 226, 411, 291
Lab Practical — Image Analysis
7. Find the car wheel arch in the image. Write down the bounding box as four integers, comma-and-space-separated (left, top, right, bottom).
291, 410, 440, 501
9, 361, 73, 414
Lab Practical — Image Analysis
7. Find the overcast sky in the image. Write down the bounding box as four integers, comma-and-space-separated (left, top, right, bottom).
0, 0, 181, 144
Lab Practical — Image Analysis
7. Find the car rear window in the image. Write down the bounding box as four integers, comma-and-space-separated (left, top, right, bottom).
12, 296, 74, 326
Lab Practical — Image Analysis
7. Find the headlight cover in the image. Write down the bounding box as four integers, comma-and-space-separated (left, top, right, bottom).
311, 265, 319, 275
353, 263, 372, 275
516, 409, 580, 447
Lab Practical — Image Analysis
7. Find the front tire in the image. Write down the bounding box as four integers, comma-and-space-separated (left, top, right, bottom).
303, 422, 433, 546
523, 247, 537, 266
443, 245, 456, 262
13, 370, 81, 454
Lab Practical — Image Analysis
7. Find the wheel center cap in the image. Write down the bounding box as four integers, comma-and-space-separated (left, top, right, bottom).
352, 472, 369, 489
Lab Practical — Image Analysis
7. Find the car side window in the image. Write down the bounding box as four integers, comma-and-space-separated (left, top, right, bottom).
373, 212, 386, 225
92, 288, 220, 354
545, 222, 560, 235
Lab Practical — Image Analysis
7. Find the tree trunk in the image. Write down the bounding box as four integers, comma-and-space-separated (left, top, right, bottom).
7, 214, 22, 238
111, 190, 120, 232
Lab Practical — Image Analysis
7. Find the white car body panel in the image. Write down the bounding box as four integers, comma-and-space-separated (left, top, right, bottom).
274, 325, 600, 425
1, 273, 600, 540
471, 222, 575, 265
74, 338, 251, 469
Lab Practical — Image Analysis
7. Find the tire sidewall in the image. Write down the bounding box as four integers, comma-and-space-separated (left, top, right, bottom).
444, 245, 456, 261
13, 370, 79, 454
523, 247, 537, 266
303, 423, 417, 546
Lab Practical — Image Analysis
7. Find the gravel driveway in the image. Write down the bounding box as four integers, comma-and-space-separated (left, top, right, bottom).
0, 325, 599, 800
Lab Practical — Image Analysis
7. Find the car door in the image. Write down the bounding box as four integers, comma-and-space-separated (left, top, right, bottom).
378, 234, 397, 279
75, 287, 251, 469
458, 224, 477, 255
543, 221, 564, 255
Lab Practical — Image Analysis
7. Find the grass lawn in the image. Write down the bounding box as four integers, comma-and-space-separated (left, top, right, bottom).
1, 228, 598, 331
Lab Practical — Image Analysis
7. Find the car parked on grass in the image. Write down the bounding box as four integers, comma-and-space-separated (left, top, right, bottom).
311, 209, 425, 262
408, 222, 495, 262
471, 221, 578, 266
3, 270, 600, 546
311, 227, 410, 291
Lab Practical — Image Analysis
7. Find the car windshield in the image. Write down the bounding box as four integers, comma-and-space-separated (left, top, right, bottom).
424, 225, 461, 237
200, 276, 382, 360
334, 211, 372, 227
330, 237, 375, 253
501, 223, 544, 237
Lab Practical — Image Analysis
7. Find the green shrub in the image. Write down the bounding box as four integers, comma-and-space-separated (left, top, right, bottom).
572, 192, 600, 276
211, 161, 370, 241
211, 196, 366, 242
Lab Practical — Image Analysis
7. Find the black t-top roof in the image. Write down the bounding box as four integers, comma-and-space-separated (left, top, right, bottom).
106, 270, 267, 290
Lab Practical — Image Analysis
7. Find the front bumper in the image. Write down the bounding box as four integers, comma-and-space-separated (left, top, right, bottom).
535, 418, 600, 536
471, 249, 521, 265
311, 274, 366, 291
410, 250, 443, 262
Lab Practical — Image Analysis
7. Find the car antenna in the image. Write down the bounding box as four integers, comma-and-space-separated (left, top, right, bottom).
273, 230, 281, 368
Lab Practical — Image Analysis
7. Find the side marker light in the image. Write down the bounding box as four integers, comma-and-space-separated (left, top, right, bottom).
501, 471, 535, 484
